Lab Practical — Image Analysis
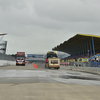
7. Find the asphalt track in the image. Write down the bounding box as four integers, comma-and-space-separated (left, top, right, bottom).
0, 63, 100, 100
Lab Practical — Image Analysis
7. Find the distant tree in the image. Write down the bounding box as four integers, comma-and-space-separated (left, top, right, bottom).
8, 54, 16, 57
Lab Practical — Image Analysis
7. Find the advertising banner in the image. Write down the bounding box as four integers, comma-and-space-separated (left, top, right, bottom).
33, 55, 44, 58
0, 41, 7, 54
27, 54, 34, 57
27, 54, 44, 58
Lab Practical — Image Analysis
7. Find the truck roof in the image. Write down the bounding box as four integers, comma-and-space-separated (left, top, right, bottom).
17, 52, 25, 56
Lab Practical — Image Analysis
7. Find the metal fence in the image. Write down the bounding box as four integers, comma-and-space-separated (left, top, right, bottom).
68, 61, 100, 67
0, 53, 15, 61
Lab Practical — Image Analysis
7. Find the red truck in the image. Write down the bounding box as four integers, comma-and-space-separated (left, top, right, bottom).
16, 52, 25, 66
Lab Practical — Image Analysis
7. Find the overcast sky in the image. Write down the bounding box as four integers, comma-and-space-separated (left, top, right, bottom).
0, 0, 100, 54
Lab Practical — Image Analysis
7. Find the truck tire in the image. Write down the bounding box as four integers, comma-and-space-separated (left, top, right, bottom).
57, 68, 59, 70
48, 67, 51, 69
48, 65, 50, 69
56, 67, 59, 70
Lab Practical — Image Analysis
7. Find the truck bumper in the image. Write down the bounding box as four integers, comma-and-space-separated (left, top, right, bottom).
49, 66, 60, 68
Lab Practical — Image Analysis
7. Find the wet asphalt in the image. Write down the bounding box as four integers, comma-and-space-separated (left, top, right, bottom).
0, 63, 100, 85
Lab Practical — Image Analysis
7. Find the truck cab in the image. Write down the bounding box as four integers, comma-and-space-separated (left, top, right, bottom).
16, 52, 25, 66
45, 51, 60, 69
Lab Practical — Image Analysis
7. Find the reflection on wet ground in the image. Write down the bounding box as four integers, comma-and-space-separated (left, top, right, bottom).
0, 63, 100, 85
59, 75, 100, 81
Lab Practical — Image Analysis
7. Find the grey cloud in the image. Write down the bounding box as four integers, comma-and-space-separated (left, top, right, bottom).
34, 0, 100, 22
0, 0, 27, 11
0, 0, 100, 54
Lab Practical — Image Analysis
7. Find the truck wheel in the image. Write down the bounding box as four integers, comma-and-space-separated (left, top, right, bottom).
57, 68, 59, 70
48, 64, 50, 69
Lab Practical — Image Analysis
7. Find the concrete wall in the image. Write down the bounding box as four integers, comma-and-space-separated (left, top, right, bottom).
60, 65, 100, 75
0, 53, 16, 66
0, 60, 16, 66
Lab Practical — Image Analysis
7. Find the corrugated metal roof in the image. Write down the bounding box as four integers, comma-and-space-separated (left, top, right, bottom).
52, 34, 100, 55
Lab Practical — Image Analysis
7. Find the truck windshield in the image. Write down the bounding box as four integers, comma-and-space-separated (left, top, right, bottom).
47, 54, 57, 59
16, 57, 25, 59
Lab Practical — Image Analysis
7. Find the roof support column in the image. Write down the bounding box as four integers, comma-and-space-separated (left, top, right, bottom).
78, 43, 81, 57
79, 42, 81, 57
87, 40, 89, 57
82, 40, 84, 56
0, 35, 4, 41
80, 42, 82, 56
92, 36, 95, 56
89, 38, 92, 57
84, 40, 87, 57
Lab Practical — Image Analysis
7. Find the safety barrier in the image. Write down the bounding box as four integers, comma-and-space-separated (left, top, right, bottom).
0, 60, 16, 66
61, 61, 100, 67
0, 53, 15, 66
91, 61, 100, 67
0, 53, 15, 61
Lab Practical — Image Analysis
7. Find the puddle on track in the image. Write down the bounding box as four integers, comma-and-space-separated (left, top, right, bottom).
59, 75, 100, 81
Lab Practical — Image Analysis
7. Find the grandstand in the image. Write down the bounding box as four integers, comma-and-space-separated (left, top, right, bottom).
52, 34, 100, 67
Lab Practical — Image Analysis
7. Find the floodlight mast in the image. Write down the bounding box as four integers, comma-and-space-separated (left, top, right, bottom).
0, 33, 7, 41
0, 33, 7, 36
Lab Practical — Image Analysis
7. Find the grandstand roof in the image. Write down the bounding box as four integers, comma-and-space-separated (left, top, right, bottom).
52, 34, 100, 55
